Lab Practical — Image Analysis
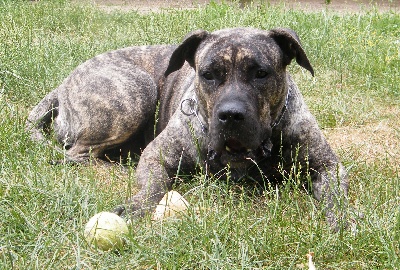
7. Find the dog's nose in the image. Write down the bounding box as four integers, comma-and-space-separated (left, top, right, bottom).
217, 103, 246, 124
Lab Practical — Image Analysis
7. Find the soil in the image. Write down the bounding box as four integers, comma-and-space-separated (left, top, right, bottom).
85, 0, 399, 13
323, 120, 399, 166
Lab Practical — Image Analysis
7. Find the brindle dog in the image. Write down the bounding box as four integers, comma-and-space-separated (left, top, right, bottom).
27, 28, 349, 230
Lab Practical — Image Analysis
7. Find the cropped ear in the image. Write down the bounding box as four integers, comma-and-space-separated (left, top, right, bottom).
269, 28, 314, 76
164, 30, 209, 77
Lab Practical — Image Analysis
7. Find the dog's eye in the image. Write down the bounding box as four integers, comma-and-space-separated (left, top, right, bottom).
255, 69, 268, 79
202, 72, 214, 81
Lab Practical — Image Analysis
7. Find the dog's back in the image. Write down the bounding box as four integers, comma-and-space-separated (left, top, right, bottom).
26, 45, 176, 162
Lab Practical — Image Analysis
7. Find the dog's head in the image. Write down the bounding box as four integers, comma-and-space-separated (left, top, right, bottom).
165, 28, 314, 168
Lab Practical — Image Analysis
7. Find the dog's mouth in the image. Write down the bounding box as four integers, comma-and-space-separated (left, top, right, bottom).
224, 138, 252, 155
209, 138, 272, 168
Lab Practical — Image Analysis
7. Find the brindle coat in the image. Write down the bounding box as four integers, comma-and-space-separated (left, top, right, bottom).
26, 28, 349, 230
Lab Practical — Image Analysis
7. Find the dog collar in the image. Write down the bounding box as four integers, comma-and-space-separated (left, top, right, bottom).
271, 89, 290, 129
180, 98, 208, 133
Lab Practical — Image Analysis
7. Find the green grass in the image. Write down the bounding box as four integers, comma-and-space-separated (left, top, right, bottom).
0, 0, 399, 269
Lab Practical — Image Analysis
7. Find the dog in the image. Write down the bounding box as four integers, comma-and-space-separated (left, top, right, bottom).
26, 28, 349, 230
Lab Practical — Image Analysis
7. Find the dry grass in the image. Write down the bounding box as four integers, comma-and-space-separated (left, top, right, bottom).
325, 109, 400, 165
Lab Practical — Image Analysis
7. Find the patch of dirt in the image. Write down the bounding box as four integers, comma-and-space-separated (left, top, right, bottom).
325, 122, 399, 165
82, 0, 399, 13
83, 0, 210, 13
266, 0, 399, 13
323, 104, 400, 166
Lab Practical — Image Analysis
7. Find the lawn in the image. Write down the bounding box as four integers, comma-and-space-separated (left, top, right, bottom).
0, 0, 399, 269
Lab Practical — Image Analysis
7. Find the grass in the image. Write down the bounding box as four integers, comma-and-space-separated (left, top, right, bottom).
0, 0, 399, 269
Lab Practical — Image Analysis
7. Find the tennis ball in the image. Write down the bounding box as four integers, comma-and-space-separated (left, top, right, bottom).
84, 211, 129, 251
152, 191, 189, 221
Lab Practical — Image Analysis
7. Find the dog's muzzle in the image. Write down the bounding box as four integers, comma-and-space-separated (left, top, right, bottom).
207, 100, 269, 167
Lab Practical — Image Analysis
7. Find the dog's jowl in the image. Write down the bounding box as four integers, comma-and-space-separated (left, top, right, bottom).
27, 28, 349, 230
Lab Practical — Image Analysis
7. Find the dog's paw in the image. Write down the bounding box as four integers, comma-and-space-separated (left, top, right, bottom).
113, 205, 126, 216
113, 203, 148, 219
326, 207, 364, 234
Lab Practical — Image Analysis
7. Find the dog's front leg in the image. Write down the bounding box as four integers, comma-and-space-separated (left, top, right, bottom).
294, 126, 350, 231
309, 160, 349, 231
114, 120, 200, 218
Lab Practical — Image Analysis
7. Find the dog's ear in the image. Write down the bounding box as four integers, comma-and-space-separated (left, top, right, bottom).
269, 28, 314, 76
165, 30, 209, 77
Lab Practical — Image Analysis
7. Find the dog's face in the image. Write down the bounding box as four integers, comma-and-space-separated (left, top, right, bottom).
194, 29, 290, 167
165, 28, 314, 168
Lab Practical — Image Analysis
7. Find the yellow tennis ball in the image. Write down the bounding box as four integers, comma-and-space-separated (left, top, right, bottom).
84, 211, 129, 251
152, 191, 189, 221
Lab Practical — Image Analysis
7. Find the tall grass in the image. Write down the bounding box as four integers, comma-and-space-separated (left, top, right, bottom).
0, 0, 399, 269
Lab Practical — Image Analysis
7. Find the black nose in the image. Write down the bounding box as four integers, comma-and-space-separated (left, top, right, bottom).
217, 102, 246, 124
